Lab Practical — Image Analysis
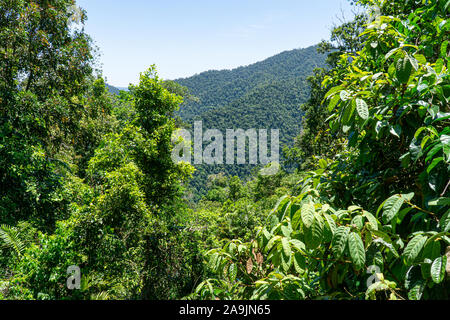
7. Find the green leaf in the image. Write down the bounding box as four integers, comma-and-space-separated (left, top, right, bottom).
427, 157, 444, 174
292, 208, 302, 230
413, 53, 427, 64
324, 86, 343, 99
305, 215, 323, 249
318, 159, 328, 169
228, 264, 237, 282
281, 251, 292, 272
348, 232, 366, 271
281, 225, 292, 238
281, 237, 291, 258
423, 240, 441, 261
289, 239, 306, 253
403, 235, 428, 266
271, 196, 290, 216
385, 47, 400, 60
441, 135, 450, 160
425, 143, 443, 163
390, 125, 402, 138
435, 58, 444, 73
382, 195, 405, 223
428, 197, 450, 207
351, 215, 364, 230
301, 203, 315, 228
293, 252, 306, 274
371, 231, 400, 258
342, 100, 356, 126
431, 256, 447, 284
363, 211, 379, 231
396, 57, 412, 84
0, 225, 25, 256
421, 259, 432, 279
405, 266, 422, 290
266, 235, 281, 253
323, 213, 337, 235
355, 98, 369, 120
332, 226, 350, 259
441, 41, 448, 58
328, 94, 341, 112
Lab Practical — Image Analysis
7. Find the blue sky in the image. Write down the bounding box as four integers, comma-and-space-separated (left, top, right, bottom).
77, 0, 359, 87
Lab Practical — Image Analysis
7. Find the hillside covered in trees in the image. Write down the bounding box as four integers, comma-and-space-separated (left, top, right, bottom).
0, 0, 449, 302
174, 47, 327, 198
175, 45, 327, 121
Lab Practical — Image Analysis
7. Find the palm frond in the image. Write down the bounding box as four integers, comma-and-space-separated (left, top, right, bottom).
0, 225, 25, 256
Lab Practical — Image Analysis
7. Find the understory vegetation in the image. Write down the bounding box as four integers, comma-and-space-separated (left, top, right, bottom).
0, 0, 449, 300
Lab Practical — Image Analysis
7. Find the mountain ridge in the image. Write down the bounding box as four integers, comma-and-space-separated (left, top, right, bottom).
174, 45, 326, 121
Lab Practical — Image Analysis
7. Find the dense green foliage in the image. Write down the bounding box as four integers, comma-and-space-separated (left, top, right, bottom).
0, 0, 198, 300
192, 0, 450, 300
1, 0, 449, 301
187, 79, 310, 198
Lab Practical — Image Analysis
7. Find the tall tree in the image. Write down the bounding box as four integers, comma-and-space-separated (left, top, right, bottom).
0, 0, 94, 229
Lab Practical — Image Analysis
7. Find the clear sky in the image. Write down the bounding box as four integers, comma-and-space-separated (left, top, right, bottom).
76, 0, 358, 87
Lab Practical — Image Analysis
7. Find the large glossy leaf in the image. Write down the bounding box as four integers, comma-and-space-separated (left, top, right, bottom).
304, 215, 323, 249
281, 237, 291, 258
396, 57, 412, 84
301, 203, 315, 228
431, 256, 447, 284
355, 98, 369, 120
289, 239, 306, 253
328, 94, 341, 112
280, 251, 292, 272
348, 232, 366, 271
403, 235, 428, 266
382, 195, 405, 223
228, 263, 237, 282
351, 215, 364, 230
422, 240, 441, 261
323, 213, 337, 232
324, 86, 343, 99
293, 252, 306, 274
292, 208, 302, 230
407, 54, 419, 70
332, 226, 350, 259
363, 211, 379, 231
405, 266, 422, 290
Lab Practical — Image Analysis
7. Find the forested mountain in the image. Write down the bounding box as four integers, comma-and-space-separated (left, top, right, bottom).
186, 79, 311, 197
105, 84, 122, 95
174, 46, 327, 197
175, 45, 326, 121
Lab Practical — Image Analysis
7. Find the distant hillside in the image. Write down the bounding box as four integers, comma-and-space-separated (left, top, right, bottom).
173, 45, 327, 199
175, 45, 326, 121
106, 84, 129, 95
